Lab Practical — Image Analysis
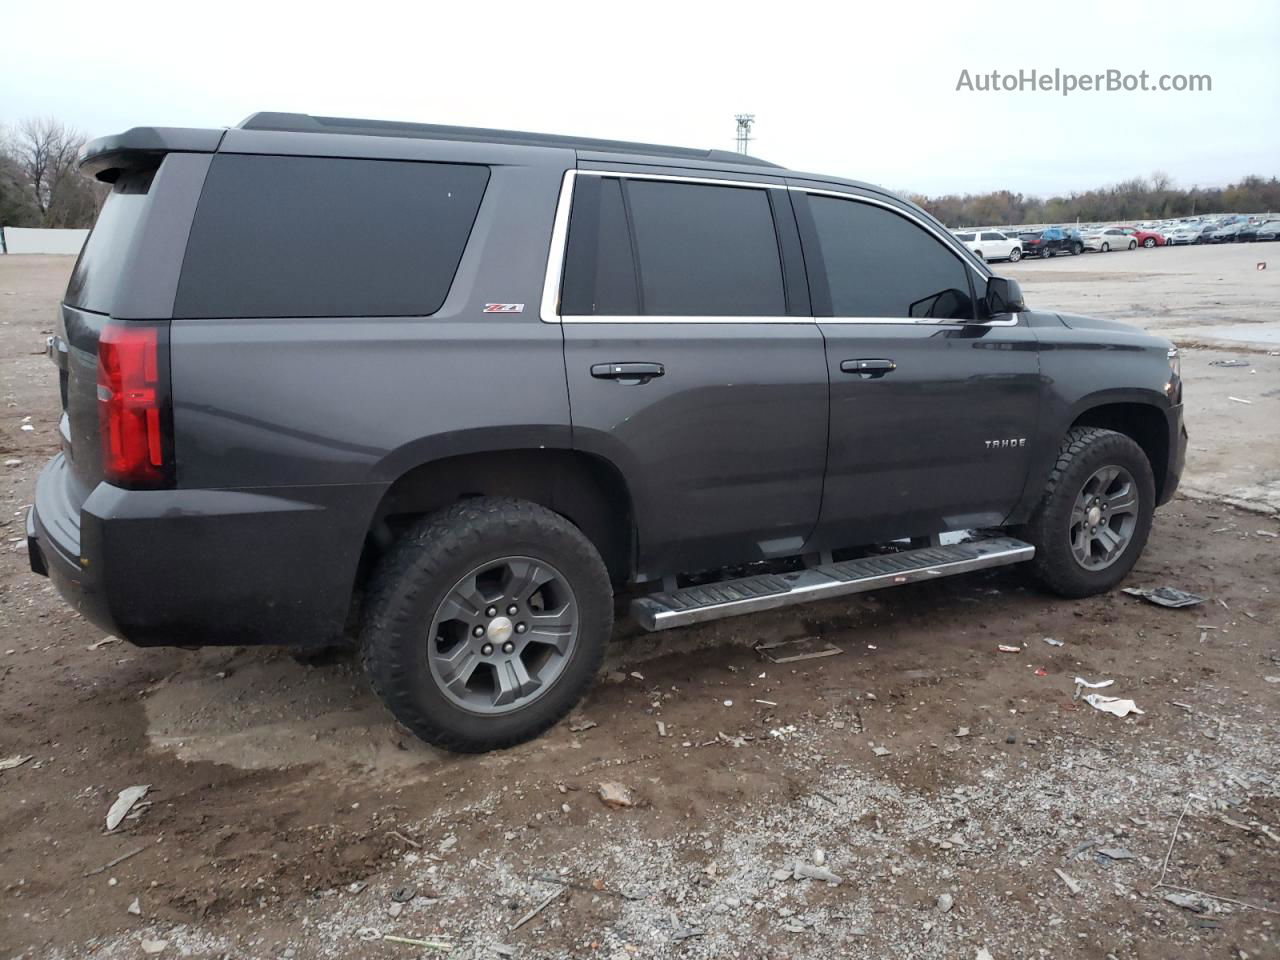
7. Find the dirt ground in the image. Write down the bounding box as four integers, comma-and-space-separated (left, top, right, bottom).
1, 254, 1277, 960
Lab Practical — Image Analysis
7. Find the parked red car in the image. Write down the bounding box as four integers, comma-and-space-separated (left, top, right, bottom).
1119, 226, 1165, 248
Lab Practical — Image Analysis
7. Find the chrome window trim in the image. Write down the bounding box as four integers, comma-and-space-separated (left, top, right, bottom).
576, 168, 787, 190
539, 169, 1019, 328
539, 168, 578, 324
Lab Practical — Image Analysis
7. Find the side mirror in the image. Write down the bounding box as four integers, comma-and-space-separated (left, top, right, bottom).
985, 275, 1026, 315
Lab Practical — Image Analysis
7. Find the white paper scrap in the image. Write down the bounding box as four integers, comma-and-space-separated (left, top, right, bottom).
1083, 694, 1144, 718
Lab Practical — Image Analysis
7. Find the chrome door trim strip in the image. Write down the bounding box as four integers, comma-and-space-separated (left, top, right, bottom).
817, 315, 1019, 327
559, 315, 812, 324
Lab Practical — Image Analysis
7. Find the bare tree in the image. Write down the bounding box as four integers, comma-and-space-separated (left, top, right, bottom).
12, 116, 86, 219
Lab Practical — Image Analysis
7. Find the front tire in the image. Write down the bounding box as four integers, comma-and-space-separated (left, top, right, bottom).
1143, 237, 1156, 248
1008, 247, 1022, 262
1128, 239, 1138, 250
361, 498, 613, 752
1016, 427, 1155, 598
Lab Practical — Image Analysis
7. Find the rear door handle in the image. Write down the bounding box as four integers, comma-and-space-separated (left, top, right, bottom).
591, 362, 665, 383
840, 358, 896, 378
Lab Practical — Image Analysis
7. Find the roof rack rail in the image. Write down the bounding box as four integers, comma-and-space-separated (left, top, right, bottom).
238, 112, 780, 168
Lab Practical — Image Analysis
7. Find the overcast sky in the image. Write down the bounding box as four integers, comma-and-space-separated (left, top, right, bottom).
3, 0, 1276, 197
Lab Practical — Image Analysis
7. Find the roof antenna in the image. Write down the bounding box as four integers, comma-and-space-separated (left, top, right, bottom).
734, 114, 755, 156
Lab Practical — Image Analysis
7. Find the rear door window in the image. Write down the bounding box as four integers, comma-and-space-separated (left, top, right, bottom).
560, 176, 785, 317
807, 195, 975, 321
175, 155, 489, 318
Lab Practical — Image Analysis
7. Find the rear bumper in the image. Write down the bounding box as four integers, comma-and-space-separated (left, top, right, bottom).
28, 454, 384, 647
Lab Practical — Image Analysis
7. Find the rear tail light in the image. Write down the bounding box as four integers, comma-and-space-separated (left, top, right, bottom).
97, 321, 174, 488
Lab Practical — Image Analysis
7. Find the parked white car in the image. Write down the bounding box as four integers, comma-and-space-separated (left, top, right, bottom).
1082, 227, 1138, 252
953, 229, 1023, 262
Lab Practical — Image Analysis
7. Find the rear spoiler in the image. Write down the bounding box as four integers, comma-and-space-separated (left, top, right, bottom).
79, 127, 226, 182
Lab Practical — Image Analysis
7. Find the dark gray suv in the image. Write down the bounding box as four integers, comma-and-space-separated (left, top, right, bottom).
28, 112, 1186, 752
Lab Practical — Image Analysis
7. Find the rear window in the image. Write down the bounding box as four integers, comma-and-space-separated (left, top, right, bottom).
65, 168, 156, 314
559, 176, 785, 317
175, 155, 489, 319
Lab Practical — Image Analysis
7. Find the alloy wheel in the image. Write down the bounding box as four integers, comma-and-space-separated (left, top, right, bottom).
426, 556, 579, 715
1069, 466, 1140, 571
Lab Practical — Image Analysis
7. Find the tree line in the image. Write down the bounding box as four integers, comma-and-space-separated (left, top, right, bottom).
1, 118, 107, 229
909, 173, 1280, 229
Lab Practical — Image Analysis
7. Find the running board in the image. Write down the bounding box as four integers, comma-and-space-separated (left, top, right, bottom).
630, 537, 1034, 631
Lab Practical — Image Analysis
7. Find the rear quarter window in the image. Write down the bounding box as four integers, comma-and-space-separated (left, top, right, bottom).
174, 155, 489, 318
65, 168, 156, 314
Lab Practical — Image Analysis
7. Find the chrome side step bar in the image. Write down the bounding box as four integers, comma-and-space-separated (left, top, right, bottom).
630, 536, 1034, 632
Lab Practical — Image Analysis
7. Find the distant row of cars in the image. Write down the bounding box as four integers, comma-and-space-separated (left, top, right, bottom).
954, 214, 1280, 261
1165, 217, 1280, 245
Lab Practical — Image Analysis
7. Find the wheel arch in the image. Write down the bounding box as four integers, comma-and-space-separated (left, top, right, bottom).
1068, 400, 1171, 501
357, 447, 636, 597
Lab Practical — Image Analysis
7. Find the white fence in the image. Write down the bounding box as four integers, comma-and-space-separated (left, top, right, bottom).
1, 227, 89, 255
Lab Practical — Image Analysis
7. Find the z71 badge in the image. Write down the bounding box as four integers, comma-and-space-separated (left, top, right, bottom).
483, 303, 524, 313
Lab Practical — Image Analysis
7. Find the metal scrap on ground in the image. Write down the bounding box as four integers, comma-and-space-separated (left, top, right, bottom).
1122, 586, 1205, 608
755, 636, 843, 664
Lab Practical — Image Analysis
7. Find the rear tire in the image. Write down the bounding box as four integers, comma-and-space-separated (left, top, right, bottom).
1101, 242, 1110, 252
1143, 237, 1156, 248
1016, 428, 1155, 598
361, 497, 613, 752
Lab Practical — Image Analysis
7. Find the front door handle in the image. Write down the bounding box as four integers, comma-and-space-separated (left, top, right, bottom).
840, 358, 896, 378
591, 362, 665, 383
